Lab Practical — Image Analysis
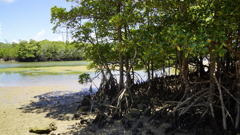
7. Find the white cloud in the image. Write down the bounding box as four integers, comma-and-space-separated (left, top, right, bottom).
52, 35, 63, 41
0, 0, 15, 4
12, 39, 19, 43
51, 34, 74, 42
34, 29, 46, 41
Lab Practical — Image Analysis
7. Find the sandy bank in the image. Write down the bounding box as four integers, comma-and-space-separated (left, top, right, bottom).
0, 86, 91, 135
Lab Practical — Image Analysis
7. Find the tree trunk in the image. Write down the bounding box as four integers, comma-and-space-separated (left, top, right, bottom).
117, 1, 124, 90
132, 67, 134, 83
147, 60, 151, 80
151, 59, 154, 79
179, 51, 190, 96
124, 25, 132, 88
125, 56, 132, 88
235, 24, 240, 129
209, 44, 216, 118
235, 60, 240, 129
197, 56, 205, 77
225, 51, 230, 73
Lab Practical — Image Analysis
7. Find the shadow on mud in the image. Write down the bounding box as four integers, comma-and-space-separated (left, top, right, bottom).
18, 89, 96, 120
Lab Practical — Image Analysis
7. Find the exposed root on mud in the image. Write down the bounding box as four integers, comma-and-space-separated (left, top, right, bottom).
76, 72, 240, 135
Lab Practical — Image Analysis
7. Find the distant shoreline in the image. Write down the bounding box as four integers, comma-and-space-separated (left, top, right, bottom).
0, 58, 85, 63
0, 59, 17, 63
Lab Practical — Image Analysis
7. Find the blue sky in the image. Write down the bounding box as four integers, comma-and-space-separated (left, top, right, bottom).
0, 0, 72, 43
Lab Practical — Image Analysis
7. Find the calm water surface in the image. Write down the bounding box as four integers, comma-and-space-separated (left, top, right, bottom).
0, 61, 151, 90
0, 61, 99, 90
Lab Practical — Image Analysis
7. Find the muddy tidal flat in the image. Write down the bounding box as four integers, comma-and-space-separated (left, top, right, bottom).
0, 61, 97, 135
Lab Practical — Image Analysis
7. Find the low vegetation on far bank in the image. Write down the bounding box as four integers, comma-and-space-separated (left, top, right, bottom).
0, 40, 84, 62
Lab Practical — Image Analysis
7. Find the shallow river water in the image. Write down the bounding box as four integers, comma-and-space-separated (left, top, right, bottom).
0, 61, 98, 90
0, 61, 151, 90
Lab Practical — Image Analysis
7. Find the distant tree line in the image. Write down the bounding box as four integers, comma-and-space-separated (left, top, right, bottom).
0, 40, 84, 62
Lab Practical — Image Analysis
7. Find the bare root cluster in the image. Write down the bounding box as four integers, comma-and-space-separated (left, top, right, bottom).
85, 71, 240, 135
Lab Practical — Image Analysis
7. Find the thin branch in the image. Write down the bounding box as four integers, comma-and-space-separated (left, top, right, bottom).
213, 75, 227, 130
220, 85, 240, 104
173, 88, 208, 114
126, 47, 138, 73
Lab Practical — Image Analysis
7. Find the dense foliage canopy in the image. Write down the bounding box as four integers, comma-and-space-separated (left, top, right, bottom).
51, 0, 240, 87
0, 40, 84, 61
51, 0, 240, 133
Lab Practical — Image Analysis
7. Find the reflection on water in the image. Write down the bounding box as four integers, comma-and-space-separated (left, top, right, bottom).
0, 72, 100, 90
0, 61, 98, 90
0, 61, 148, 107
0, 61, 165, 90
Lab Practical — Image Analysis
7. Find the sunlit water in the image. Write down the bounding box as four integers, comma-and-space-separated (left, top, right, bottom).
0, 61, 99, 90
0, 61, 160, 90
0, 61, 171, 106
0, 72, 96, 89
